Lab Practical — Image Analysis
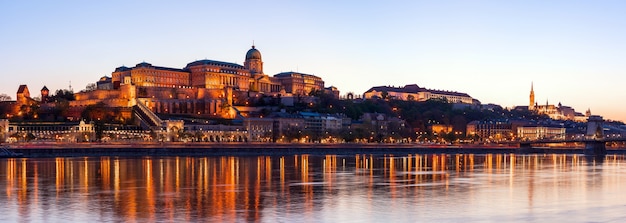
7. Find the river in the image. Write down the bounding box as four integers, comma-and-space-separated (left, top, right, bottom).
0, 154, 624, 222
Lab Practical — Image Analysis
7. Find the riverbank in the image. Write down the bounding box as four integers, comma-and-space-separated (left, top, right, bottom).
3, 142, 623, 157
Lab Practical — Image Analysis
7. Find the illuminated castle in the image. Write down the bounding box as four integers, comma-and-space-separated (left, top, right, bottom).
72, 45, 327, 119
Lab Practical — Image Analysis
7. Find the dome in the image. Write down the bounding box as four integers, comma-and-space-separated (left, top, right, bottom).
245, 45, 262, 60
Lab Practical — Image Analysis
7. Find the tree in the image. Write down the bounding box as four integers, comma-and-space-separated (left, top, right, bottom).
381, 91, 389, 100
51, 89, 75, 101
308, 89, 322, 97
0, 94, 11, 101
94, 121, 105, 142
407, 94, 415, 101
81, 102, 109, 122
85, 83, 97, 91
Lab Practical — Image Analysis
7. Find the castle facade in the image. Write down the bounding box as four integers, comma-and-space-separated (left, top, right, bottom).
72, 45, 326, 118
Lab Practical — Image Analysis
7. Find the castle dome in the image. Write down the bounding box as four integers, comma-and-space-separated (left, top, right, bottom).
245, 45, 262, 60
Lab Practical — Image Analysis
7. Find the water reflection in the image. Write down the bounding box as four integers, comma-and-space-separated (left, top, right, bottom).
1, 154, 626, 222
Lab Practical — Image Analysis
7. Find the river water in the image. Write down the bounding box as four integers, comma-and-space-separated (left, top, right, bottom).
1, 154, 625, 222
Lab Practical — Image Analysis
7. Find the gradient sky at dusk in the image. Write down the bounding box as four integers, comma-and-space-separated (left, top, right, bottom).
1, 1, 626, 121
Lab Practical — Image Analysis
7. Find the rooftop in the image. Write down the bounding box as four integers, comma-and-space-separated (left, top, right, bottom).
365, 84, 471, 97
186, 59, 245, 70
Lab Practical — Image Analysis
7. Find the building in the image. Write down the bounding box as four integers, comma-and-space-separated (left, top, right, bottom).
16, 85, 31, 105
96, 76, 113, 90
466, 121, 514, 142
300, 112, 324, 134
184, 123, 248, 142
243, 118, 274, 142
430, 124, 453, 135
523, 82, 589, 121
73, 45, 327, 120
242, 112, 308, 142
40, 86, 50, 103
274, 72, 324, 96
517, 125, 566, 141
4, 120, 95, 143
529, 82, 535, 110
324, 86, 340, 98
363, 84, 475, 104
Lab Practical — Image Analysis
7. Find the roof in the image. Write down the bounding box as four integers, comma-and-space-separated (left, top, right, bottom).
185, 59, 245, 69
520, 124, 565, 128
245, 46, 262, 60
98, 76, 112, 81
364, 84, 471, 97
17, 85, 28, 94
364, 85, 419, 94
134, 62, 187, 73
274, 71, 320, 79
299, 112, 321, 117
114, 66, 131, 72
270, 112, 303, 119
426, 89, 470, 97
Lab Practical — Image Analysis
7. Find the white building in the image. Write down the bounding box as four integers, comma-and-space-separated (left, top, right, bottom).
363, 84, 475, 104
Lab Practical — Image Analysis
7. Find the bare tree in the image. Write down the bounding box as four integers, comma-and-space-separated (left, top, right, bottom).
0, 94, 11, 101
85, 83, 97, 91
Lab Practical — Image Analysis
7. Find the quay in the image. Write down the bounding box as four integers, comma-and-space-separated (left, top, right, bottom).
3, 142, 626, 158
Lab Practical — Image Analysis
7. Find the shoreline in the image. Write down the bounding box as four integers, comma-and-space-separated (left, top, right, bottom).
4, 142, 625, 157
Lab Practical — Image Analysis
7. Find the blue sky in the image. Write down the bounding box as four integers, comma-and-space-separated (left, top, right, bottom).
1, 1, 626, 121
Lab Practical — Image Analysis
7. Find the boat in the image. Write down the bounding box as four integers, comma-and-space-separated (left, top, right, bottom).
0, 146, 23, 158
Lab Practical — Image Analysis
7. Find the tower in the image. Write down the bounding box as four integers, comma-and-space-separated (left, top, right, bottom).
529, 82, 535, 110
16, 85, 30, 105
41, 86, 49, 103
244, 45, 263, 74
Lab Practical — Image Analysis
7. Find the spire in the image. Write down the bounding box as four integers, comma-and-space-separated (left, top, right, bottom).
252, 40, 255, 49
529, 81, 535, 110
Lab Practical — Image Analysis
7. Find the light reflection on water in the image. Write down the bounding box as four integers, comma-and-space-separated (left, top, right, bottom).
0, 154, 625, 222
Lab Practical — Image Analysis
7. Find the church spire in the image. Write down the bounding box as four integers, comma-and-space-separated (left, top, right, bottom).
529, 82, 535, 110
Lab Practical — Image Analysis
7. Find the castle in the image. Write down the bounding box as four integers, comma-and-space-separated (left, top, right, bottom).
71, 45, 328, 119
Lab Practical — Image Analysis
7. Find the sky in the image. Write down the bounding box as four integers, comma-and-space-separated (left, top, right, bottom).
1, 1, 626, 121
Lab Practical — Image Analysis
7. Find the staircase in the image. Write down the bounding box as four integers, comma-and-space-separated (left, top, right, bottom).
133, 100, 163, 130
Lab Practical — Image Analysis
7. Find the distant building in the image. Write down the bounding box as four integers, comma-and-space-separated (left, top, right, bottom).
16, 85, 31, 105
243, 118, 274, 142
363, 84, 475, 104
359, 112, 406, 135
40, 86, 49, 103
0, 119, 8, 142
274, 71, 324, 96
521, 82, 588, 121
300, 112, 324, 134
324, 86, 340, 99
517, 125, 566, 141
5, 120, 95, 143
430, 124, 453, 135
96, 76, 113, 90
466, 120, 513, 141
184, 123, 247, 142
